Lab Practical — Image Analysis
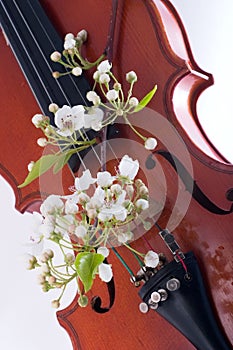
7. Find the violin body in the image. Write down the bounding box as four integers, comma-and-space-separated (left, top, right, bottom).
0, 1, 232, 349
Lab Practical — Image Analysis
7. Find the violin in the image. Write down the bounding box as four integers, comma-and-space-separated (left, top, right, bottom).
0, 1, 232, 349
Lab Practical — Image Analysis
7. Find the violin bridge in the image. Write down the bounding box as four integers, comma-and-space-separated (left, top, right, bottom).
159, 229, 185, 262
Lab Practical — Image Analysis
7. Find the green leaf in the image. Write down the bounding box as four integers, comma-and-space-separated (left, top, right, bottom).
75, 252, 105, 292
134, 84, 157, 112
53, 151, 73, 174
18, 154, 59, 188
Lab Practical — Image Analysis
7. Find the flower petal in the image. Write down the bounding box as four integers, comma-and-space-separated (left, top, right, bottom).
98, 263, 113, 282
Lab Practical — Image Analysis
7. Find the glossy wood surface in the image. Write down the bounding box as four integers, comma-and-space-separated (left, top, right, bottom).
0, 1, 232, 349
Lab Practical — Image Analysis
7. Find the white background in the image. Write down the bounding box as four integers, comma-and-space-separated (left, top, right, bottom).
0, 1, 232, 349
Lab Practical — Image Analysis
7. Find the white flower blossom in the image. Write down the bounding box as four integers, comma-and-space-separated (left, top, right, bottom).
117, 230, 133, 244
96, 171, 114, 187
54, 105, 85, 136
55, 214, 74, 236
40, 195, 64, 217
118, 155, 139, 180
75, 225, 87, 238
65, 199, 79, 214
144, 137, 157, 150
98, 263, 113, 282
75, 169, 96, 191
97, 60, 112, 73
84, 108, 103, 130
144, 250, 160, 268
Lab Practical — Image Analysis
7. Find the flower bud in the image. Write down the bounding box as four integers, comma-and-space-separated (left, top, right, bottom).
37, 137, 47, 147
126, 71, 137, 83
113, 82, 121, 91
72, 67, 82, 76
135, 198, 149, 210
106, 89, 118, 101
65, 253, 75, 263
144, 137, 157, 150
139, 185, 149, 196
65, 33, 74, 40
93, 71, 100, 81
78, 295, 88, 307
50, 51, 61, 62
99, 73, 110, 84
31, 114, 44, 128
52, 71, 60, 79
49, 103, 59, 113
97, 60, 112, 73
27, 161, 35, 172
77, 29, 87, 42
51, 299, 60, 308
129, 97, 139, 107
48, 276, 56, 285
37, 274, 46, 285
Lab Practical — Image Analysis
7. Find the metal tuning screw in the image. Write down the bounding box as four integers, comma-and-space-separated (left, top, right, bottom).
166, 278, 181, 291
150, 291, 161, 303
148, 298, 159, 310
157, 289, 168, 301
139, 302, 149, 314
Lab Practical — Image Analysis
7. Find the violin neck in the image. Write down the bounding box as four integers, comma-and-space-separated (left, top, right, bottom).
0, 0, 90, 118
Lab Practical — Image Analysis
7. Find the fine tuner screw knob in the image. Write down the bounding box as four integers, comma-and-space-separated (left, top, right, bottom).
166, 278, 180, 291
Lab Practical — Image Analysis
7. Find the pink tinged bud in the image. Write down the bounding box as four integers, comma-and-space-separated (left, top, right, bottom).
72, 67, 82, 76
144, 137, 157, 150
77, 29, 87, 42
37, 274, 46, 285
50, 51, 61, 62
48, 103, 59, 113
52, 71, 60, 79
48, 276, 56, 285
51, 300, 60, 309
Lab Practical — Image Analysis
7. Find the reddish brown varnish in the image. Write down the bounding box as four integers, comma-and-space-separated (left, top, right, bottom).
0, 1, 232, 349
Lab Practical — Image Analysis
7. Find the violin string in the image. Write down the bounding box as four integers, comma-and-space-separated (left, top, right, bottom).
7, 1, 156, 264
26, 0, 120, 170
11, 0, 101, 171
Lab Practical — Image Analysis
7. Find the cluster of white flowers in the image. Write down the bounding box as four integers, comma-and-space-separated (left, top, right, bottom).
25, 155, 160, 308
23, 30, 161, 310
